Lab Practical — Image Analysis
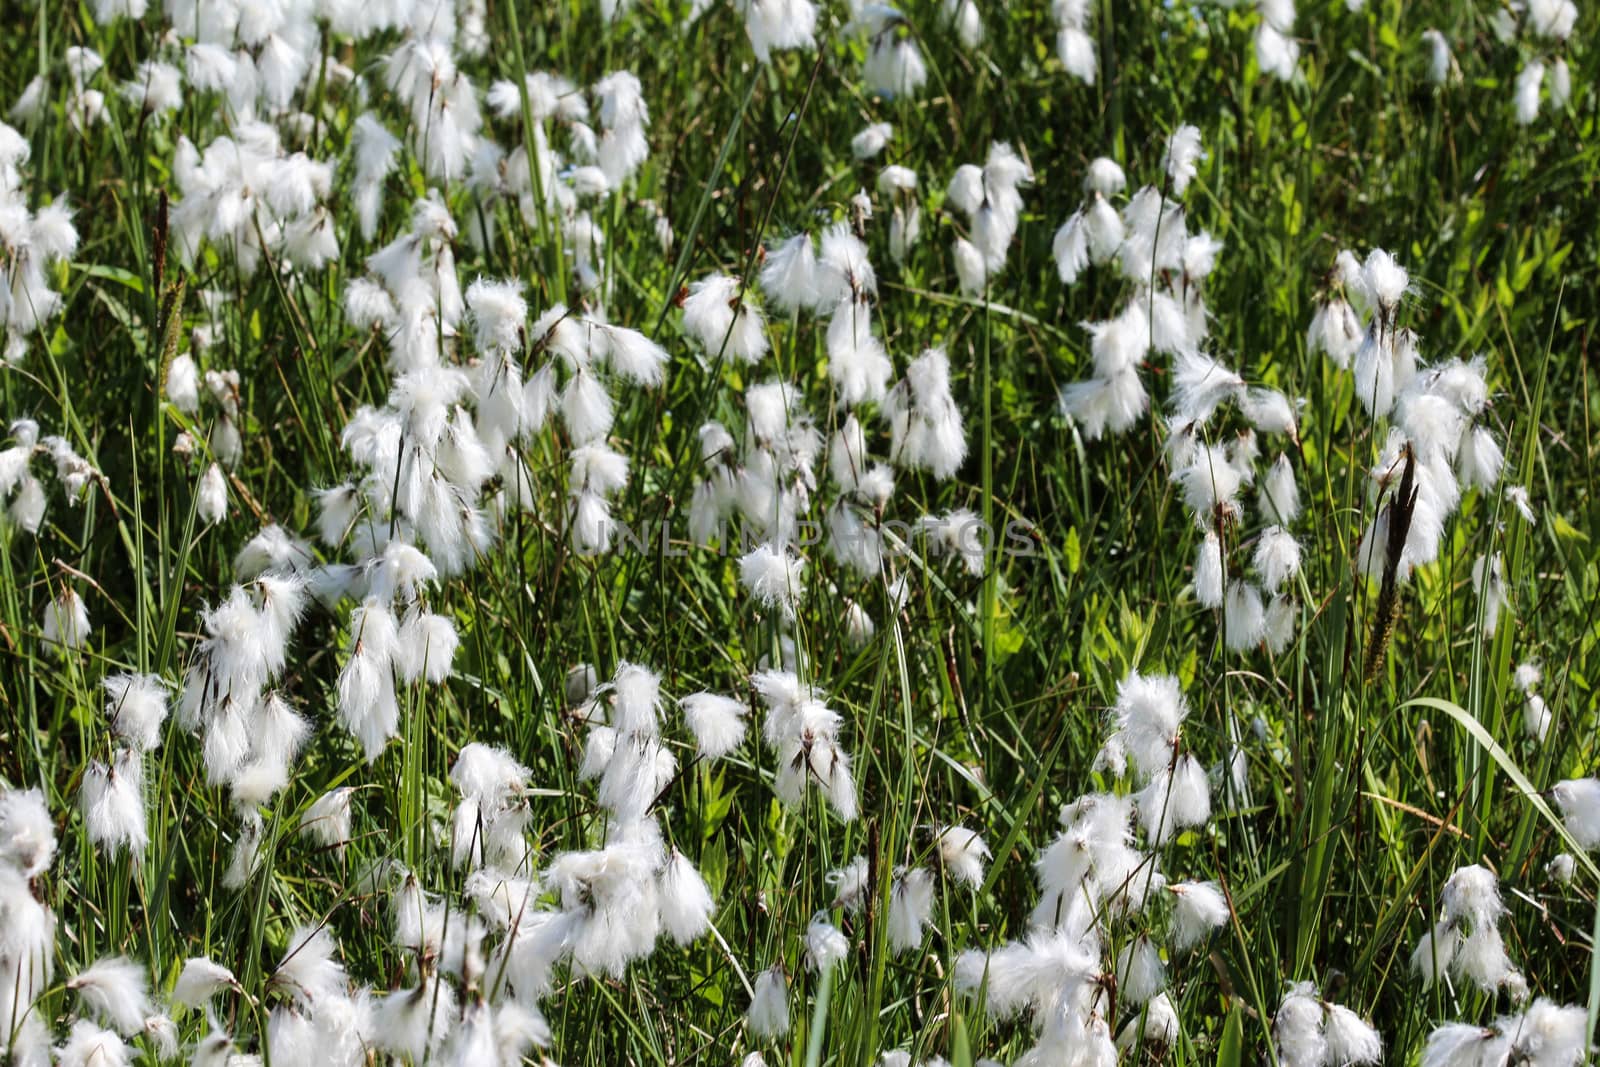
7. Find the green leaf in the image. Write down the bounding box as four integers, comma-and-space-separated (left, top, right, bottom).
74, 263, 147, 293
1552, 513, 1588, 542
698, 837, 728, 908
1402, 696, 1600, 882
1218, 1001, 1244, 1067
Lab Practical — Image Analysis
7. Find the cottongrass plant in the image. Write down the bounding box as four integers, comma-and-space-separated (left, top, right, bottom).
952, 669, 1233, 1065
2, 0, 1598, 1064
0, 130, 77, 363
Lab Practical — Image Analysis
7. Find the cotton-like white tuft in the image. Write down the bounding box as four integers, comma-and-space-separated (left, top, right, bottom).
1116, 990, 1179, 1051
103, 674, 168, 752
658, 849, 715, 945
269, 924, 347, 1007
1162, 125, 1204, 196
67, 956, 151, 1036
171, 957, 238, 1009
888, 867, 935, 953
1421, 29, 1453, 85
805, 916, 850, 971
1522, 693, 1552, 742
683, 274, 768, 364
0, 785, 56, 877
1552, 777, 1600, 850
1114, 937, 1166, 1004
1272, 983, 1327, 1067
397, 610, 458, 684
680, 692, 748, 759
745, 0, 818, 63
934, 825, 990, 888
1169, 881, 1230, 950
1323, 1003, 1383, 1065
1253, 526, 1302, 593
747, 965, 790, 1039
300, 788, 354, 848
1194, 531, 1225, 608
43, 587, 92, 652
739, 542, 806, 619
885, 347, 966, 480
760, 234, 820, 314
851, 122, 893, 160
1472, 553, 1508, 638
54, 1021, 131, 1067
80, 751, 147, 856
1515, 61, 1544, 125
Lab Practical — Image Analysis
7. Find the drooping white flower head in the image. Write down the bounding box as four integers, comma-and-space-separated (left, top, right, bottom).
0, 786, 55, 877
53, 1021, 131, 1067
851, 122, 894, 160
1272, 983, 1327, 1067
683, 273, 768, 365
80, 750, 147, 857
1162, 125, 1204, 196
1515, 61, 1545, 125
67, 957, 152, 1037
171, 958, 239, 1010
43, 586, 92, 652
1115, 936, 1167, 1005
739, 542, 806, 619
102, 674, 169, 752
300, 788, 355, 849
885, 347, 966, 480
745, 0, 818, 64
1420, 29, 1454, 85
1168, 881, 1230, 950
1413, 863, 1528, 998
888, 866, 935, 953
747, 965, 790, 1039
680, 692, 749, 759
1169, 350, 1244, 422
1360, 248, 1410, 324
1256, 20, 1301, 82
1054, 0, 1097, 83
1101, 671, 1188, 780
860, 11, 928, 98
1552, 777, 1600, 851
658, 848, 715, 945
269, 923, 348, 1007
803, 914, 850, 973
1323, 1004, 1383, 1066
760, 233, 820, 315
933, 825, 991, 888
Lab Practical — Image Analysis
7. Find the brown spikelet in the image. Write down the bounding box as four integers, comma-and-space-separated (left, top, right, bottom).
1365, 444, 1419, 681
158, 275, 187, 370
151, 189, 169, 298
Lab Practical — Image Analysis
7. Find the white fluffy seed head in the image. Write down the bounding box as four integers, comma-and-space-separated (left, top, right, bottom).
1169, 881, 1230, 950
747, 966, 790, 1039
680, 692, 748, 759
1162, 125, 1204, 195
171, 957, 238, 1009
658, 849, 715, 946
67, 956, 151, 1036
805, 916, 850, 972
103, 674, 169, 751
1552, 778, 1600, 851
933, 825, 991, 888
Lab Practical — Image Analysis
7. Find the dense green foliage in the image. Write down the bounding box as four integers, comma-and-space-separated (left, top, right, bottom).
4, 0, 1600, 1064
